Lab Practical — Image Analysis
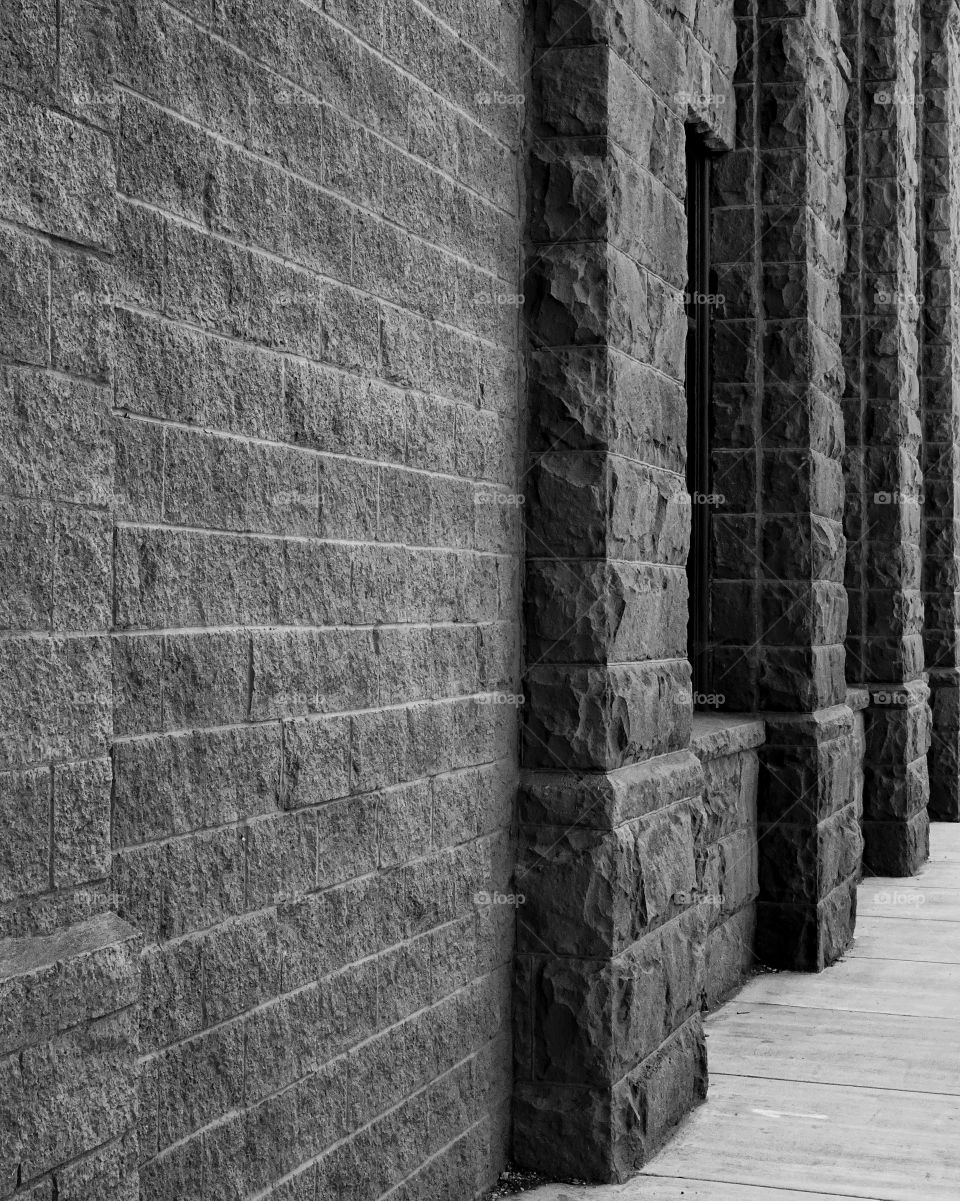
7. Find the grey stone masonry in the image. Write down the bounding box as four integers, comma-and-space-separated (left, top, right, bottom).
711, 0, 864, 969
0, 914, 141, 1200
690, 715, 764, 1011
514, 0, 735, 1181
841, 0, 931, 877
921, 0, 960, 823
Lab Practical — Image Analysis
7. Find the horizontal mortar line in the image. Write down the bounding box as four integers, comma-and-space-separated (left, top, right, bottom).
0, 488, 116, 514
0, 212, 114, 263
132, 894, 506, 1019
145, 1004, 492, 1169
13, 1129, 130, 1196
374, 1114, 495, 1201
159, 0, 520, 157
109, 618, 506, 639
113, 408, 516, 487
114, 125, 518, 293
524, 657, 693, 671
139, 915, 498, 1066
0, 352, 111, 390
115, 748, 509, 852
528, 340, 684, 389
114, 76, 519, 225
113, 79, 518, 235
329, 0, 522, 96
529, 237, 687, 297
113, 517, 510, 549
525, 556, 688, 570
637, 1171, 894, 1201
530, 133, 685, 209
709, 1070, 960, 1100
515, 905, 703, 961
736, 999, 960, 1024
0, 76, 115, 141
525, 448, 687, 483
107, 616, 513, 641
116, 766, 502, 838
116, 192, 518, 353
112, 300, 519, 424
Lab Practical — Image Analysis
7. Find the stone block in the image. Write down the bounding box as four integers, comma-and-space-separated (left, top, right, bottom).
524, 660, 691, 771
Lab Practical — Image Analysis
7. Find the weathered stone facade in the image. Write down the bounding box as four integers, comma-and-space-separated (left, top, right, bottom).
1, 0, 959, 1196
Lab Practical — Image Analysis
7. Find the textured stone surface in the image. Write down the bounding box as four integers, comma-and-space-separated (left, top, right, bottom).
517, 0, 736, 1180
0, 915, 140, 1198
920, 2, 960, 822
2, 1, 521, 1198
3, 0, 960, 1195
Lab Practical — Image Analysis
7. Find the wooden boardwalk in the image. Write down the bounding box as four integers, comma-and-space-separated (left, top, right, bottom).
523, 824, 960, 1201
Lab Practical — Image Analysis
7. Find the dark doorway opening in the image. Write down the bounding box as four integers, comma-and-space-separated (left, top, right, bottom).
685, 132, 713, 701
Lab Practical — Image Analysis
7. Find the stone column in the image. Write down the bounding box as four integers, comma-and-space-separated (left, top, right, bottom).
921, 0, 960, 823
711, 0, 862, 968
512, 0, 735, 1181
842, 0, 931, 874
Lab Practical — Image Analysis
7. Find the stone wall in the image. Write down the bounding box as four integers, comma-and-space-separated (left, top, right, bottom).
2, 0, 959, 1195
1, 1, 525, 1197
693, 717, 762, 1012
840, 0, 931, 877
921, 0, 960, 823
0, 915, 141, 1199
514, 0, 737, 1182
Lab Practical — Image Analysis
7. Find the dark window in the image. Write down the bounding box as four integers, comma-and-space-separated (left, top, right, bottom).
685, 133, 712, 699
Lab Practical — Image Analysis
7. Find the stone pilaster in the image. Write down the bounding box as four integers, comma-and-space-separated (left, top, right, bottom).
712, 0, 861, 968
842, 0, 931, 874
921, 0, 960, 822
513, 0, 735, 1180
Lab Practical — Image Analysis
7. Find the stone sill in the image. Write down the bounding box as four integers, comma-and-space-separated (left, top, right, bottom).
690, 713, 766, 760
847, 687, 870, 712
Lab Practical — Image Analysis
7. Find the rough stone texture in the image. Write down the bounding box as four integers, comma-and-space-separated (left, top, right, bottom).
1, 1, 523, 1198
841, 0, 932, 876
515, 0, 736, 1181
691, 716, 763, 1009
921, 0, 960, 823
3, 0, 960, 1193
710, 0, 864, 968
0, 914, 141, 1199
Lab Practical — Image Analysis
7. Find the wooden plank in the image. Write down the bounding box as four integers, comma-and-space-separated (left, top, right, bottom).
849, 916, 960, 964
522, 1179, 889, 1201
865, 865, 960, 889
858, 885, 960, 923
735, 956, 960, 1019
641, 1074, 960, 1201
705, 1003, 960, 1094
928, 825, 960, 858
